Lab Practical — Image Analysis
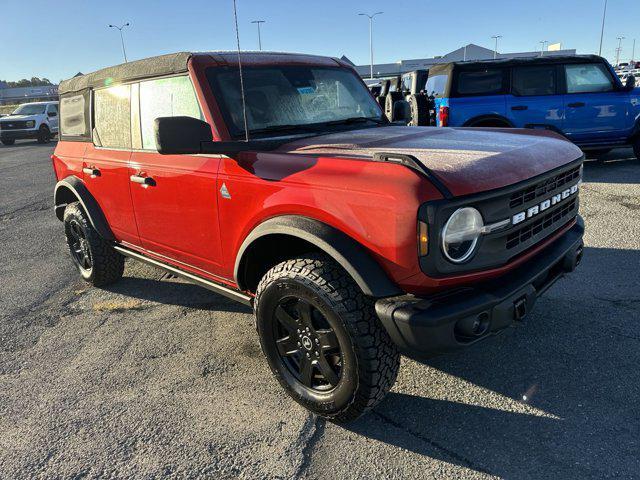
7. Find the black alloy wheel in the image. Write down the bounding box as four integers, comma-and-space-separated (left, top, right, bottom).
67, 218, 93, 273
273, 296, 342, 391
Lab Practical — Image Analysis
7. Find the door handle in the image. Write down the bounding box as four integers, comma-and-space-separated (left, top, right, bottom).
82, 167, 100, 177
511, 105, 528, 111
567, 102, 585, 108
130, 174, 156, 187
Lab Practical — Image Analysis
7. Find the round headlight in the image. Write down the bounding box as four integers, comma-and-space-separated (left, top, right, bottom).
441, 207, 483, 263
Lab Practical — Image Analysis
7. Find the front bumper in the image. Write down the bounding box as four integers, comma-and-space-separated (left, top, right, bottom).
0, 129, 38, 140
376, 216, 584, 359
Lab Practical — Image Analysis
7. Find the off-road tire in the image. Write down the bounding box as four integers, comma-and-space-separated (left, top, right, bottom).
37, 125, 51, 144
1, 139, 15, 145
254, 254, 400, 423
63, 202, 124, 286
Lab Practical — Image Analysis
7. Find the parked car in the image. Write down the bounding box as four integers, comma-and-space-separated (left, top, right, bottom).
0, 101, 59, 145
425, 55, 640, 159
52, 52, 584, 422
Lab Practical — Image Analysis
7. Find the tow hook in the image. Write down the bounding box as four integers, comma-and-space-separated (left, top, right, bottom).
514, 297, 528, 322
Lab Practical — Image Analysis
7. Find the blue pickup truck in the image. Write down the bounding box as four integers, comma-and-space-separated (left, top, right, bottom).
425, 55, 640, 158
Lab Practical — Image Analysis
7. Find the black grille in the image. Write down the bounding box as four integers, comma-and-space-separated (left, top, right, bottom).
506, 199, 577, 249
509, 165, 581, 209
0, 120, 29, 130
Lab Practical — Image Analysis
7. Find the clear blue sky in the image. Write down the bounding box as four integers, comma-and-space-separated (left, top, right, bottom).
1, 0, 638, 82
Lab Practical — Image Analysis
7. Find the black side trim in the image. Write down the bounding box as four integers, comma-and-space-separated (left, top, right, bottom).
234, 215, 402, 298
54, 176, 115, 241
463, 114, 515, 128
113, 246, 252, 306
372, 152, 453, 199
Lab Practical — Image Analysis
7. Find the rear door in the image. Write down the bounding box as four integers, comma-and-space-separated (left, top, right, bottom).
83, 85, 139, 246
506, 64, 563, 131
46, 104, 59, 133
129, 75, 224, 277
449, 67, 508, 126
561, 62, 630, 143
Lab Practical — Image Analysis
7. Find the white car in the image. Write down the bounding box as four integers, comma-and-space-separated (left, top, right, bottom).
0, 101, 59, 145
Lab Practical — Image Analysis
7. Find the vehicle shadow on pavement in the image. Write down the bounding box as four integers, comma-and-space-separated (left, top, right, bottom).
102, 276, 252, 314
347, 246, 640, 478
583, 149, 639, 184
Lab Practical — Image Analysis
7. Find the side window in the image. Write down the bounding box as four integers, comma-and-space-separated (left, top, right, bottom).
47, 104, 58, 114
94, 85, 132, 149
565, 64, 614, 94
139, 76, 203, 150
456, 69, 504, 96
60, 94, 88, 138
512, 66, 556, 96
425, 74, 448, 97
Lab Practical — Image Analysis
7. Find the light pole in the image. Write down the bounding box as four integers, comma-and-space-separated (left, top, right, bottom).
251, 20, 265, 50
108, 23, 130, 63
491, 35, 502, 59
631, 39, 636, 64
615, 36, 625, 66
598, 0, 607, 56
358, 12, 383, 80
540, 40, 549, 56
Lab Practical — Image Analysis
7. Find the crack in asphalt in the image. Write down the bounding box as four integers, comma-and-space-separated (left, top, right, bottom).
291, 415, 326, 479
372, 410, 494, 476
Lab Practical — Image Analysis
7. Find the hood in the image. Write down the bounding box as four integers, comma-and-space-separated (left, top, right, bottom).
278, 126, 583, 197
0, 114, 37, 121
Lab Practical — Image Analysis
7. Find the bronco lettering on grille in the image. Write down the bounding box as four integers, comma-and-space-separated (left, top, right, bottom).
512, 182, 580, 225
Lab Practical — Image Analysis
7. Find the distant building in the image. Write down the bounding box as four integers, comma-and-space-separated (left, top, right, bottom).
350, 43, 577, 78
0, 84, 59, 105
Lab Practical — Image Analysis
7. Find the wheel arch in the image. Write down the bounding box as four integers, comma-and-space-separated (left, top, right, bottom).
463, 114, 514, 128
234, 215, 402, 298
54, 176, 115, 241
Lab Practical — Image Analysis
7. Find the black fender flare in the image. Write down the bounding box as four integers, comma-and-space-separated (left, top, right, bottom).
463, 114, 514, 128
234, 215, 402, 298
54, 176, 115, 241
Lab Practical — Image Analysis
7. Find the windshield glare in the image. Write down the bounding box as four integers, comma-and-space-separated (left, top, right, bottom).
206, 66, 383, 138
12, 104, 46, 115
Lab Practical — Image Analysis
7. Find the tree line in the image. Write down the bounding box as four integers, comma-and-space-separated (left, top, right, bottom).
0, 77, 55, 88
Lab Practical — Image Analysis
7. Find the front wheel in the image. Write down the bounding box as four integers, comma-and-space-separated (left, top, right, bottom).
254, 255, 400, 423
63, 202, 124, 286
37, 125, 51, 144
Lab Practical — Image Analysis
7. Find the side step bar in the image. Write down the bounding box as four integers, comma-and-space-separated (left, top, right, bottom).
113, 246, 253, 306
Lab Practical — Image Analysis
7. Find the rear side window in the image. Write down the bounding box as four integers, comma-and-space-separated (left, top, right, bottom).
139, 76, 203, 150
47, 104, 58, 114
512, 65, 557, 96
565, 63, 614, 93
456, 69, 504, 96
425, 74, 448, 97
60, 94, 87, 138
94, 85, 131, 149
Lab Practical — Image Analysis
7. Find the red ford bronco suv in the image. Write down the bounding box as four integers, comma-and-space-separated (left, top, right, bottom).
52, 52, 584, 422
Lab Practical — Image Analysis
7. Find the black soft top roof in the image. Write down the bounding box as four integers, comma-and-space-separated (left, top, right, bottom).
427, 54, 607, 77
59, 51, 345, 95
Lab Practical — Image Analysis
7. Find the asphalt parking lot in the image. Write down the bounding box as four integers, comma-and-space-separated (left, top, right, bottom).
0, 140, 639, 479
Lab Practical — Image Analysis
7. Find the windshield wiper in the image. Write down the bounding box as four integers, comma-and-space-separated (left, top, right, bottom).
323, 117, 386, 126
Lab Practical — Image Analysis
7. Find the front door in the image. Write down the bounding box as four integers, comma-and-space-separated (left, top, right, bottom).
561, 62, 629, 143
128, 75, 224, 277
46, 103, 60, 134
83, 84, 139, 246
506, 64, 563, 132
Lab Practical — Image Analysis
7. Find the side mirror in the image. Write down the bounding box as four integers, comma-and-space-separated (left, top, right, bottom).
624, 75, 636, 91
154, 116, 284, 155
154, 116, 213, 154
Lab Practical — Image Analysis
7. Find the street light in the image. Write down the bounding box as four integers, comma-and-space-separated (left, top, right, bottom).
615, 36, 625, 66
598, 0, 608, 56
358, 12, 383, 80
108, 22, 130, 63
491, 35, 502, 59
251, 20, 265, 51
540, 40, 549, 56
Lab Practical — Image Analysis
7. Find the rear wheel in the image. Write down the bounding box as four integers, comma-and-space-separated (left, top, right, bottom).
37, 125, 51, 144
254, 255, 400, 423
1, 139, 15, 145
63, 202, 124, 286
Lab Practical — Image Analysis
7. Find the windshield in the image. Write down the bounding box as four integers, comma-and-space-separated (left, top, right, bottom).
206, 66, 383, 138
12, 104, 47, 115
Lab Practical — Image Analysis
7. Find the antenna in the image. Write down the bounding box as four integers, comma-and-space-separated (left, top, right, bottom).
232, 0, 250, 142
